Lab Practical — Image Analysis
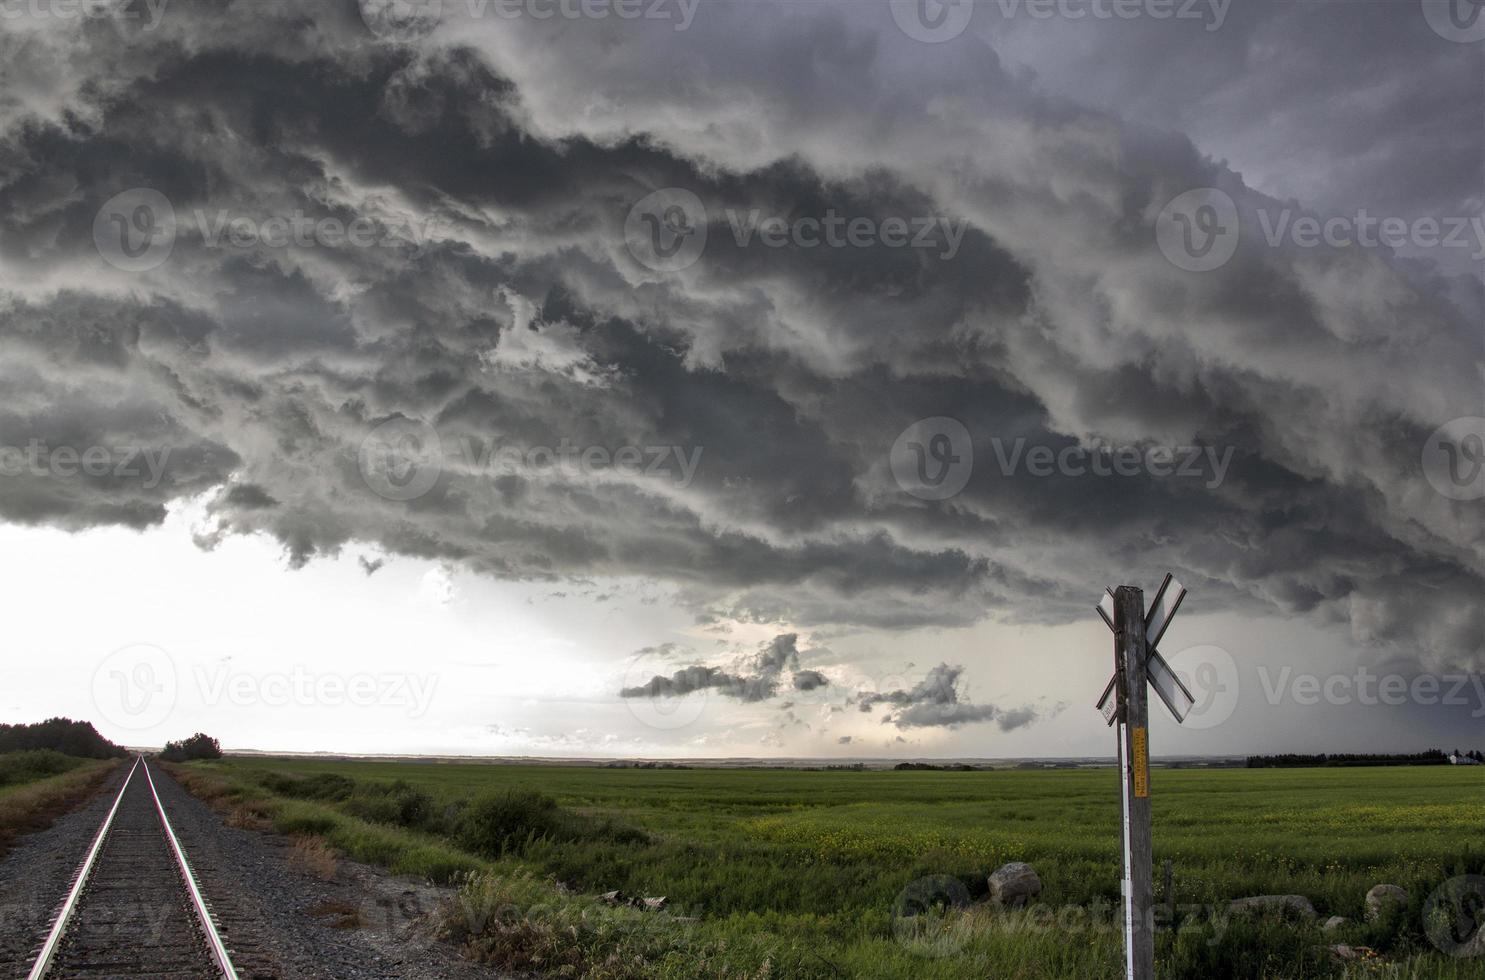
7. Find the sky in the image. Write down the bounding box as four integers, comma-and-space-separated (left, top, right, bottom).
0, 0, 1481, 759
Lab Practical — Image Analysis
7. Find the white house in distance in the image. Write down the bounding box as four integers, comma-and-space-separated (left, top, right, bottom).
1447, 752, 1483, 766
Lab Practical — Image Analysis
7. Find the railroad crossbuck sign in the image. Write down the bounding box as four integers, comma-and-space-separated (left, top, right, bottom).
1095, 574, 1195, 727
1094, 574, 1192, 980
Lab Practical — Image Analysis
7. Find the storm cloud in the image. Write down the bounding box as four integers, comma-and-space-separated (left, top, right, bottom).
620, 632, 827, 703
857, 663, 1041, 731
0, 0, 1479, 679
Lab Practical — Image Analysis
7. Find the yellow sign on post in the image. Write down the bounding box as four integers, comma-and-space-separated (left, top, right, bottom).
1131, 726, 1149, 798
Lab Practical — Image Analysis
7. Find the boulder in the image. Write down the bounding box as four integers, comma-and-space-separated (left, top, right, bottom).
1227, 895, 1317, 921
1365, 884, 1408, 921
987, 862, 1042, 908
1458, 926, 1485, 958
1322, 916, 1348, 933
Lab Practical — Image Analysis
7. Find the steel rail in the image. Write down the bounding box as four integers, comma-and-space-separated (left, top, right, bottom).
142, 757, 241, 980
25, 755, 141, 980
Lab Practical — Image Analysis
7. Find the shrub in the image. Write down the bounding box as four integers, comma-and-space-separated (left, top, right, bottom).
261, 771, 357, 802
343, 779, 438, 831
456, 790, 568, 858
0, 749, 84, 786
454, 790, 651, 860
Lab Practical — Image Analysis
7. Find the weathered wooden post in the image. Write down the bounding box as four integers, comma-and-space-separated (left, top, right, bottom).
1094, 574, 1194, 980
1116, 585, 1154, 980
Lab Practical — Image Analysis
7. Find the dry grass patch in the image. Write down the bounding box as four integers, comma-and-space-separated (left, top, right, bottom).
225, 803, 274, 832
0, 759, 117, 861
160, 761, 235, 808
290, 834, 341, 881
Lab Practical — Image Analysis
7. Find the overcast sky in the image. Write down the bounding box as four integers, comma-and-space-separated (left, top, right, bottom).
0, 0, 1481, 759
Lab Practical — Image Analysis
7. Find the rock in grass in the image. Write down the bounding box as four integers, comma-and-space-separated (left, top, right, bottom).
1227, 895, 1316, 921
987, 862, 1042, 908
641, 896, 667, 912
1365, 884, 1408, 921
1322, 916, 1348, 933
599, 890, 623, 906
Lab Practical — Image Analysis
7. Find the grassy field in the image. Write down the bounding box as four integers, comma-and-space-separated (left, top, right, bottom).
179, 758, 1485, 979
0, 751, 118, 860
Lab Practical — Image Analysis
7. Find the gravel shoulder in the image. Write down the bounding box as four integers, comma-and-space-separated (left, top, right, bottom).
0, 759, 507, 980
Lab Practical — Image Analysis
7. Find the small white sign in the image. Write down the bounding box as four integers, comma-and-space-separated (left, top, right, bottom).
1097, 673, 1120, 727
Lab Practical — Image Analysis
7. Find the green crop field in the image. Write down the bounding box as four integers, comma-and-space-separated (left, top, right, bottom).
184, 757, 1485, 979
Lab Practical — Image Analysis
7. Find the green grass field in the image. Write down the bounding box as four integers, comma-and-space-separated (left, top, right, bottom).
0, 752, 117, 860
182, 758, 1485, 979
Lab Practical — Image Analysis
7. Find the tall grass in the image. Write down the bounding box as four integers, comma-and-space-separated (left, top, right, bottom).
0, 748, 85, 787
175, 759, 1485, 979
0, 756, 117, 859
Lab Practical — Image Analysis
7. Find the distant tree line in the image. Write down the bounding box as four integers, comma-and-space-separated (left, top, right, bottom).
159, 733, 222, 762
1245, 749, 1451, 768
0, 718, 126, 759
601, 761, 691, 769
894, 762, 980, 772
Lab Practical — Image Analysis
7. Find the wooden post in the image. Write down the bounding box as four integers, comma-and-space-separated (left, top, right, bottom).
1116, 585, 1154, 980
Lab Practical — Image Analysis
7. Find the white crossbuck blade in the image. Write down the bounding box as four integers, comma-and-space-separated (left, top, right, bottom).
1094, 575, 1196, 725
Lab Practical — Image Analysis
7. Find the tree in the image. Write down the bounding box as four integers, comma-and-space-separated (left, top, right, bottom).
159, 733, 222, 762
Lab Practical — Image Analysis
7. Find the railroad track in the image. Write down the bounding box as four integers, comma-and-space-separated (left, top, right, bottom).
19, 756, 266, 980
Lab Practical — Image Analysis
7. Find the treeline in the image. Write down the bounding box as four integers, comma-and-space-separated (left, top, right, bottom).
894, 762, 981, 771
0, 718, 127, 759
1246, 750, 1450, 768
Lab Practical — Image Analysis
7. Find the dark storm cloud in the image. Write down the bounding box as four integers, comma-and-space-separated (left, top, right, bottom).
857, 663, 1039, 731
0, 0, 1480, 671
793, 670, 829, 692
620, 632, 821, 703
989, 0, 1483, 232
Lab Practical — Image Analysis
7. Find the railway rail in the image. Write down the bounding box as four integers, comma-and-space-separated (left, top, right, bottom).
21, 756, 245, 980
